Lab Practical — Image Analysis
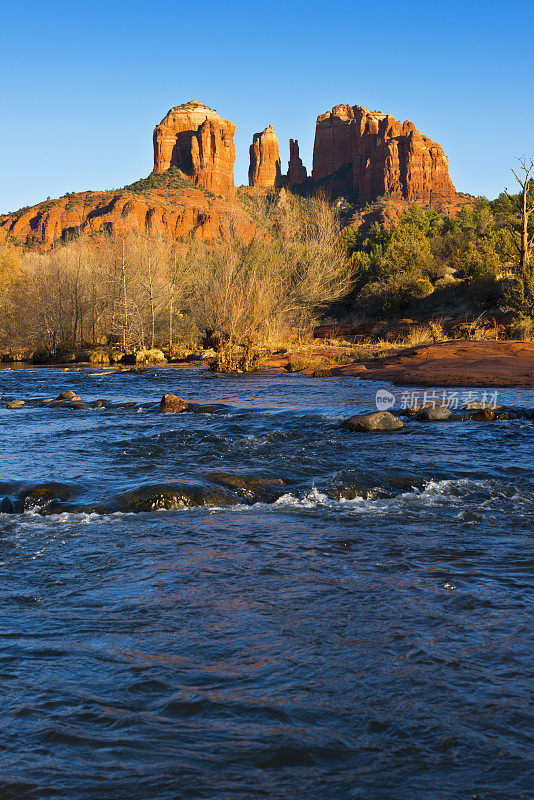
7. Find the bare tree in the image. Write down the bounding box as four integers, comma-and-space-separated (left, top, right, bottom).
0, 195, 354, 369
168, 242, 196, 353
281, 194, 355, 332
188, 194, 354, 371
120, 238, 128, 350
507, 157, 534, 310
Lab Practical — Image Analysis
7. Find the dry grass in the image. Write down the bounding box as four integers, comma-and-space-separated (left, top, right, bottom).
285, 350, 356, 373
402, 326, 433, 348
277, 313, 534, 375
285, 356, 324, 373
509, 317, 534, 341
283, 339, 397, 372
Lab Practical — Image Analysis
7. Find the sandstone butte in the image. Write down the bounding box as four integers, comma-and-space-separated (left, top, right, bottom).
248, 125, 282, 188
0, 99, 460, 252
153, 101, 236, 195
312, 104, 456, 208
0, 101, 251, 252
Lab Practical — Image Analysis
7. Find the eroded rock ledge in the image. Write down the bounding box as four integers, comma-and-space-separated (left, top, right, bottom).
328, 341, 534, 387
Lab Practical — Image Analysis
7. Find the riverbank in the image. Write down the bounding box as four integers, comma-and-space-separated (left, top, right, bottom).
2, 338, 534, 389
262, 339, 534, 388
329, 340, 534, 387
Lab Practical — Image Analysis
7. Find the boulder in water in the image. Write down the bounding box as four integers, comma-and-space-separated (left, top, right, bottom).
0, 496, 16, 513
464, 400, 504, 411
159, 394, 188, 413
342, 411, 403, 432
56, 391, 81, 401
99, 481, 241, 513
400, 406, 422, 417
207, 472, 285, 502
6, 400, 25, 409
416, 406, 452, 422
471, 409, 495, 421
19, 481, 80, 514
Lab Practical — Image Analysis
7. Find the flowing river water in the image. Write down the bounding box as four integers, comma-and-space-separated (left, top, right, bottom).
0, 365, 532, 800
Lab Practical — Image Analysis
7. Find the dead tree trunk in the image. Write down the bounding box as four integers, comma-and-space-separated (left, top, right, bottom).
510, 159, 534, 301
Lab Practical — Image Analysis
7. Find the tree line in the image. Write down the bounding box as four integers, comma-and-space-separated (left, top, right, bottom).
0, 194, 352, 371
343, 158, 534, 318
0, 161, 532, 370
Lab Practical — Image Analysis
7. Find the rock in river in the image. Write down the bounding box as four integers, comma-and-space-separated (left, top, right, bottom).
416, 406, 452, 422
159, 394, 189, 413
56, 391, 82, 402
471, 409, 496, 421
464, 401, 504, 411
342, 411, 403, 432
0, 496, 17, 513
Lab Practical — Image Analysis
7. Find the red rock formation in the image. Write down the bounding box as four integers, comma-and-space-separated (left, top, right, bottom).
248, 124, 282, 188
328, 340, 534, 387
153, 101, 236, 195
2, 101, 463, 253
0, 183, 254, 252
287, 139, 307, 186
312, 104, 456, 206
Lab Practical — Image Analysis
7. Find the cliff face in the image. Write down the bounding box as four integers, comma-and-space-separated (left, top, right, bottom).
248, 125, 282, 188
153, 101, 236, 195
287, 139, 307, 186
1, 101, 242, 250
0, 182, 253, 252
312, 104, 456, 206
1, 98, 461, 252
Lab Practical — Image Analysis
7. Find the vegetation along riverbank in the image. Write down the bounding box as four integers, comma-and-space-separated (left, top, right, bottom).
1, 103, 533, 378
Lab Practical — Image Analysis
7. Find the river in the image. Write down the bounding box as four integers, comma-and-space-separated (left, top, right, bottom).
0, 365, 532, 800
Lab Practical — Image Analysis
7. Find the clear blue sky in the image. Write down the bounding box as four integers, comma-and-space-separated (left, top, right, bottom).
1, 0, 532, 214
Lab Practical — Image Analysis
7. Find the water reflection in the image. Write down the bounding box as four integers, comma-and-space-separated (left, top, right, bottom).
0, 365, 532, 799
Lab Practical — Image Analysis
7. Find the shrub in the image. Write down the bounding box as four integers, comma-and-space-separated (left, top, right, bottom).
509, 317, 534, 340
358, 274, 433, 316
467, 276, 504, 308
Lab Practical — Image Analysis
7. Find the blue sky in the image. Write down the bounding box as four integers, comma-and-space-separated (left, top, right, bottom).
1, 0, 532, 213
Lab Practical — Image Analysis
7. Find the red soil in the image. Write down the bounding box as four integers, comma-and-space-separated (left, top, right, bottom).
329, 340, 534, 388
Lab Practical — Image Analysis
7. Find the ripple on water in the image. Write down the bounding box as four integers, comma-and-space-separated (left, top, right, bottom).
0, 366, 532, 799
